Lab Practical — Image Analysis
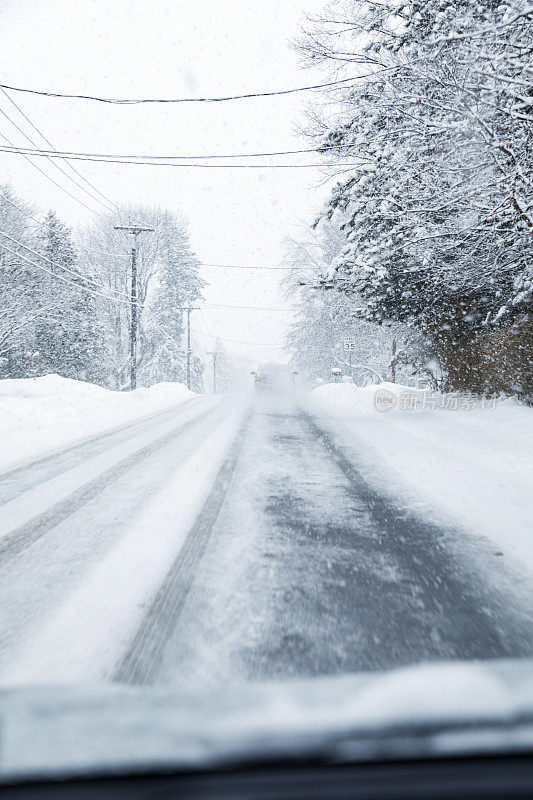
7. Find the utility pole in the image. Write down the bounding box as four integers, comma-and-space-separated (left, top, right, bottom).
391, 338, 397, 384
185, 306, 199, 390
206, 350, 217, 394
114, 225, 154, 391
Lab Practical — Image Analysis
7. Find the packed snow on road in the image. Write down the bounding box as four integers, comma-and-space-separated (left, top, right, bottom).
0, 374, 532, 692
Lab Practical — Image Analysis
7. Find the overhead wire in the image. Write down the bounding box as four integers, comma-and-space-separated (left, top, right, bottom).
0, 77, 311, 341
0, 237, 141, 306
81, 244, 130, 258
0, 229, 292, 314
0, 188, 45, 227
0, 145, 357, 168
0, 127, 106, 218
0, 141, 359, 161
0, 209, 292, 301
204, 301, 290, 310
0, 101, 115, 214
195, 308, 284, 348
0, 201, 132, 298
189, 328, 284, 347
0, 194, 137, 299
0, 92, 140, 227
76, 249, 290, 269
0, 75, 363, 105
0, 191, 129, 293
0, 230, 136, 303
201, 263, 289, 270
198, 308, 213, 340
0, 88, 119, 214
0, 230, 289, 350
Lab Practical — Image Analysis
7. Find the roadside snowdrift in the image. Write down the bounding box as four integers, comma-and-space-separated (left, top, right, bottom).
0, 375, 196, 474
308, 382, 533, 577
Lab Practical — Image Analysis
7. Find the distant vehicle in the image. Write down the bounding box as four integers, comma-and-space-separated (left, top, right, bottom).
251, 363, 296, 394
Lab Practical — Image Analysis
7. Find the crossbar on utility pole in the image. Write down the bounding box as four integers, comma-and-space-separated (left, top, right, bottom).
114, 225, 154, 391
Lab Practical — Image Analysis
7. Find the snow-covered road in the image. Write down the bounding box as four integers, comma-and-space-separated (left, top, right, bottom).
1, 392, 532, 688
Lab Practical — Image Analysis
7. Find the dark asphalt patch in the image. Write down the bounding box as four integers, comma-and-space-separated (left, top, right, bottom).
241, 409, 533, 677
144, 400, 533, 686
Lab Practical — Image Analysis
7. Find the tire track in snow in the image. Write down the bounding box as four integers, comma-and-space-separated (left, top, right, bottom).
114, 411, 251, 686
0, 397, 200, 489
298, 408, 533, 663
0, 403, 220, 564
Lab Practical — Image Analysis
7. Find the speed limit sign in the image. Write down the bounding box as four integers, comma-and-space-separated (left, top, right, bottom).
344, 336, 356, 352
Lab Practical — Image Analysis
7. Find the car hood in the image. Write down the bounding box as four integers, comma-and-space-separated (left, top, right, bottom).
1, 659, 533, 780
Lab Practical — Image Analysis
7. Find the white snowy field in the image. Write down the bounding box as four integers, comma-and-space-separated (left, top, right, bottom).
307, 382, 533, 579
0, 374, 196, 474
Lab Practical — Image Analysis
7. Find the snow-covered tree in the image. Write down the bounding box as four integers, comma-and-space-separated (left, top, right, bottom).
141, 213, 204, 389
298, 0, 532, 396
283, 223, 406, 383
0, 184, 41, 377
34, 210, 104, 382
78, 204, 204, 389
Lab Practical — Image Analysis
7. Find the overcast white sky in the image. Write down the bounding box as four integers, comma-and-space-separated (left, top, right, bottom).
0, 0, 334, 366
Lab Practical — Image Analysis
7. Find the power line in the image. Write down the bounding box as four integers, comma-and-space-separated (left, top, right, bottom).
66, 248, 293, 269
79, 243, 130, 258
0, 88, 119, 214
0, 203, 129, 297
0, 232, 287, 348
201, 262, 289, 270
0, 128, 106, 217
204, 302, 290, 310
0, 229, 292, 312
0, 97, 116, 214
0, 204, 292, 294
0, 141, 358, 161
198, 308, 214, 340
0, 76, 362, 105
0, 193, 134, 296
0, 232, 137, 305
157, 301, 290, 311
190, 328, 284, 347
0, 146, 356, 169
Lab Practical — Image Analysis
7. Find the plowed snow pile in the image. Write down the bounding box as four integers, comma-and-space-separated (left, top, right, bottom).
0, 374, 195, 473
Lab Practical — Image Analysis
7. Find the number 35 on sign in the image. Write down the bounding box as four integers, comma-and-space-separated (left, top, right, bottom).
344, 336, 356, 352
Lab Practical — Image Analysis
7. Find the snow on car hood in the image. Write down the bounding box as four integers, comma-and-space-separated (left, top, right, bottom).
1, 659, 533, 780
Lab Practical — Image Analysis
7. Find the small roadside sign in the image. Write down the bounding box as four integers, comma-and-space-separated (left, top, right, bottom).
343, 336, 356, 352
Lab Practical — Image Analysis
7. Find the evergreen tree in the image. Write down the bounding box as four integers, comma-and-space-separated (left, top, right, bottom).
35, 210, 104, 382
0, 185, 45, 378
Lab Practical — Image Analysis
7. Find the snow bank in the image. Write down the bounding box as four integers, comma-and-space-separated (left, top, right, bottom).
308, 382, 533, 578
312, 381, 430, 414
0, 374, 196, 474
